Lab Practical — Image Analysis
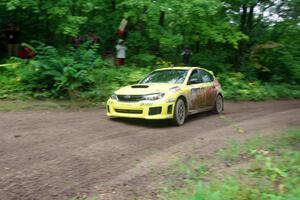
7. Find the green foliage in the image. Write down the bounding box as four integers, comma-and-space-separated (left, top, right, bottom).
0, 99, 98, 112
161, 129, 300, 200
79, 64, 152, 100
217, 140, 241, 162
127, 53, 157, 67
218, 72, 300, 100
13, 41, 103, 98
0, 69, 25, 99
0, 0, 300, 101
171, 159, 209, 181
189, 164, 300, 200
0, 41, 153, 100
1, 45, 299, 101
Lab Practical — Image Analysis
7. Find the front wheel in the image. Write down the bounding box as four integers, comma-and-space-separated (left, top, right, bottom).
213, 94, 224, 114
172, 98, 186, 126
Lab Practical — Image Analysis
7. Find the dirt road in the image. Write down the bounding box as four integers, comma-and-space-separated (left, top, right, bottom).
0, 100, 299, 200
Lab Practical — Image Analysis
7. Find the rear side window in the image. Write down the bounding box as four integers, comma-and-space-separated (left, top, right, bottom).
188, 70, 202, 84
200, 70, 214, 83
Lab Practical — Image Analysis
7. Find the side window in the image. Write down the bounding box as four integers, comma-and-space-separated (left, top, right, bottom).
200, 70, 214, 83
188, 70, 201, 85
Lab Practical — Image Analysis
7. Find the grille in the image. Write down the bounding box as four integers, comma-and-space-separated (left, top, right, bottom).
115, 109, 143, 114
117, 95, 144, 102
149, 107, 162, 115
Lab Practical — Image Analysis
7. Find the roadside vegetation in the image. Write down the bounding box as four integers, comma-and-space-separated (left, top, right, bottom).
160, 128, 300, 200
0, 99, 100, 112
1, 42, 299, 103
1, 0, 300, 105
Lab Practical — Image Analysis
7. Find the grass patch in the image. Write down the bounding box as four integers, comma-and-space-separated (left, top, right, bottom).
217, 140, 241, 162
0, 99, 101, 112
160, 128, 300, 200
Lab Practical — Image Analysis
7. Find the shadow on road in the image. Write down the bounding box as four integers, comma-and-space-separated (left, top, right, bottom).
187, 111, 214, 122
109, 111, 215, 128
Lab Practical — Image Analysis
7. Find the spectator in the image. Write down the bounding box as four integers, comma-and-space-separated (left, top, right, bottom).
86, 31, 100, 44
5, 23, 20, 57
181, 47, 192, 66
18, 43, 36, 59
72, 35, 84, 48
0, 31, 5, 58
116, 39, 127, 66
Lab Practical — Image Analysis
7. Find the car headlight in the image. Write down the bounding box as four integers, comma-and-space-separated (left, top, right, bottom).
111, 93, 118, 100
143, 93, 165, 101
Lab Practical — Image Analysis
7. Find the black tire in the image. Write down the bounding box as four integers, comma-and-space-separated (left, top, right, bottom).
213, 94, 224, 114
172, 98, 186, 126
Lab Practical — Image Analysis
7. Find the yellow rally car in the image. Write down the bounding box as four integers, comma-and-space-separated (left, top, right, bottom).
106, 67, 224, 126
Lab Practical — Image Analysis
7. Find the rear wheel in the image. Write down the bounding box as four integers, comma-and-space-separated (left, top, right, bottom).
172, 98, 186, 126
213, 94, 224, 114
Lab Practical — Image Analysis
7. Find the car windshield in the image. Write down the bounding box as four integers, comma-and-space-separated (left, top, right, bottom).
140, 70, 188, 84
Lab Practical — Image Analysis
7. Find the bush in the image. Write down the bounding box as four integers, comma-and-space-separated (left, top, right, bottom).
77, 66, 153, 101
0, 42, 299, 102
0, 41, 153, 101
218, 72, 300, 100
127, 53, 157, 67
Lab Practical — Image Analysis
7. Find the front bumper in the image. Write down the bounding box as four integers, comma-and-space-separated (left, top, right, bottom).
106, 99, 175, 119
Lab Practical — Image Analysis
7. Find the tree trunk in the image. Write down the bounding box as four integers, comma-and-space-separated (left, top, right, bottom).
112, 0, 116, 11
159, 11, 165, 26
247, 5, 255, 32
234, 2, 257, 71
155, 11, 165, 56
240, 5, 247, 33
234, 4, 248, 71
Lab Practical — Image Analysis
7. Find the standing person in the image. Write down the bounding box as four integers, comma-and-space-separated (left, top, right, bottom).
72, 34, 84, 48
0, 31, 6, 58
181, 47, 192, 66
87, 31, 100, 44
116, 39, 127, 66
5, 23, 20, 57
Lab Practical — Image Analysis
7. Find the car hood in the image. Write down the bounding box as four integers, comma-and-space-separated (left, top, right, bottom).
115, 83, 182, 95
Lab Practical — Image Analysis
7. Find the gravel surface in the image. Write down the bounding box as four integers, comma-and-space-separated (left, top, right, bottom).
0, 100, 299, 200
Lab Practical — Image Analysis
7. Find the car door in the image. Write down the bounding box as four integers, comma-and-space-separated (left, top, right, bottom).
199, 70, 216, 107
187, 69, 206, 111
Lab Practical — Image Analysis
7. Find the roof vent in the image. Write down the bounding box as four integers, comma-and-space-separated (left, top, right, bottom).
131, 85, 149, 88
